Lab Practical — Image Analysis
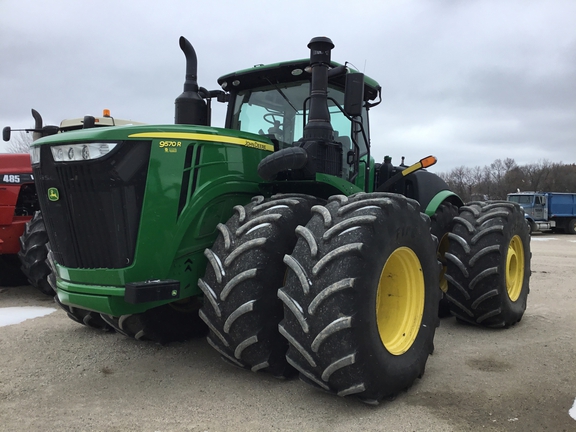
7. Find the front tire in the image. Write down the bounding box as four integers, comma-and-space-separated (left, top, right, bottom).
100, 298, 207, 344
445, 201, 530, 327
199, 194, 318, 377
54, 294, 113, 331
18, 211, 53, 295
47, 243, 113, 331
280, 193, 440, 402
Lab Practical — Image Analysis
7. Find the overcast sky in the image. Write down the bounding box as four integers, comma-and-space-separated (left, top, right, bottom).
1, 0, 574, 173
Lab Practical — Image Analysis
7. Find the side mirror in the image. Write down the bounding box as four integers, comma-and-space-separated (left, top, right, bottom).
2, 126, 10, 142
344, 73, 364, 117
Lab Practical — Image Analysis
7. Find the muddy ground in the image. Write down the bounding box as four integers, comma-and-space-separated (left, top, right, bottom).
0, 234, 574, 431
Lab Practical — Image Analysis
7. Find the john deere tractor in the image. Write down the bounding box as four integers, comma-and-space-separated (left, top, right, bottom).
30, 36, 530, 403
2, 110, 142, 294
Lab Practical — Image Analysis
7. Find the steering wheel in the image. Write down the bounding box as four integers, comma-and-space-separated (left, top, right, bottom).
264, 113, 279, 125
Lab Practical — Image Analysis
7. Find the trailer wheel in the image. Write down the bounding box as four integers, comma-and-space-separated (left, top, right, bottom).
100, 298, 207, 344
430, 202, 459, 317
199, 194, 318, 377
568, 219, 576, 235
445, 201, 530, 328
18, 211, 53, 295
280, 193, 440, 402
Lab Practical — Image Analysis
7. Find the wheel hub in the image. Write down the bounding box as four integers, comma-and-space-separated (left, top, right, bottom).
376, 247, 425, 355
506, 235, 524, 302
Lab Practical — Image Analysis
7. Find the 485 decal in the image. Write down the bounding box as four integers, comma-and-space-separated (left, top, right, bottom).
1, 173, 34, 184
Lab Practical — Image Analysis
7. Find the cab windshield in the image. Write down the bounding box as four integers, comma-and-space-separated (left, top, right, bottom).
508, 195, 534, 205
231, 81, 368, 180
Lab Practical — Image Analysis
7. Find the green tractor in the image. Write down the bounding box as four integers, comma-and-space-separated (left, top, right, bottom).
30, 36, 530, 403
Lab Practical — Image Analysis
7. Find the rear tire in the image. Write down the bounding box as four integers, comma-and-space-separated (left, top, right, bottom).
280, 193, 440, 402
199, 194, 318, 377
445, 201, 530, 328
430, 202, 459, 317
18, 211, 53, 295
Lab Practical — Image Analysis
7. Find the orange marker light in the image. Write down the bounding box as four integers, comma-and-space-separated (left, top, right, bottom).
103, 109, 111, 117
420, 155, 437, 168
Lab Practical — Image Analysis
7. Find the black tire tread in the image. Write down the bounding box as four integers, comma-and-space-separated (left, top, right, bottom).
100, 297, 208, 344
18, 211, 53, 295
430, 202, 459, 317
445, 201, 530, 328
199, 193, 319, 377
280, 193, 440, 402
47, 242, 113, 332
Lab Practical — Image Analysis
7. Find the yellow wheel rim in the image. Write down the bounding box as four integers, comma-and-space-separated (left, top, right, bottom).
506, 235, 525, 302
376, 247, 425, 355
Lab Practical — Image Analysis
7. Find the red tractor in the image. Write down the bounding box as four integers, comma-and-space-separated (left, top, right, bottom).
0, 153, 49, 292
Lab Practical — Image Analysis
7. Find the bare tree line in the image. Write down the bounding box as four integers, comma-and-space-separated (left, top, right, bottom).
438, 158, 576, 202
4, 131, 33, 154
4, 133, 576, 201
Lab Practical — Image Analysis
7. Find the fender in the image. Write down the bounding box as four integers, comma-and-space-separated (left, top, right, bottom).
388, 170, 463, 215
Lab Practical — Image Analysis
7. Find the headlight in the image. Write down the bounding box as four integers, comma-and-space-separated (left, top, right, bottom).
50, 142, 117, 162
30, 146, 41, 164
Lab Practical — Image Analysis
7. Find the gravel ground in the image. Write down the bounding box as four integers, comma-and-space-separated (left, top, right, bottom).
0, 233, 575, 431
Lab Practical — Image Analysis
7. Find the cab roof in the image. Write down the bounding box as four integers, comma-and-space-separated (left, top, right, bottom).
218, 59, 381, 102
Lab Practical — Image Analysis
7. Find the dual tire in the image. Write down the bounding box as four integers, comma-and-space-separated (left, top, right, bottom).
200, 192, 440, 402
444, 201, 530, 327
202, 195, 531, 403
100, 298, 207, 344
198, 194, 319, 377
280, 193, 439, 402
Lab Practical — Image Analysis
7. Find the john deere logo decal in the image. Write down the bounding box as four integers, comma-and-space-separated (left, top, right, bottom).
48, 187, 59, 201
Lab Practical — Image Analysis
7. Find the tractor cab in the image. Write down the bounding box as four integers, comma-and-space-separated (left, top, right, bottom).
218, 59, 380, 185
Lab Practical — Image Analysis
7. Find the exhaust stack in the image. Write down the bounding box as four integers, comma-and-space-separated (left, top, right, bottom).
303, 37, 334, 141
31, 109, 43, 141
174, 36, 208, 125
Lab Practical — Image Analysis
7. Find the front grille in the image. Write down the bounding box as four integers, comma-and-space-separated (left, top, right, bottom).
34, 141, 151, 269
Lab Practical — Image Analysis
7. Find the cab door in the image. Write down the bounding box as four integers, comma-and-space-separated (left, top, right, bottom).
533, 195, 545, 220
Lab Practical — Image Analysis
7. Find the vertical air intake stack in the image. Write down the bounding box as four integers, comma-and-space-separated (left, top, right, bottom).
174, 36, 208, 125
303, 37, 334, 141
256, 36, 345, 181
298, 36, 343, 178
31, 109, 44, 141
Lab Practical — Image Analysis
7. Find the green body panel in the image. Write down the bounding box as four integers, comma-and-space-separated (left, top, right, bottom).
35, 125, 274, 315
424, 190, 462, 216
32, 56, 459, 318
356, 156, 376, 193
